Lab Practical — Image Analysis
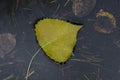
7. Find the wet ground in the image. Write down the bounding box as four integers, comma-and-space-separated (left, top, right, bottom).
0, 0, 120, 80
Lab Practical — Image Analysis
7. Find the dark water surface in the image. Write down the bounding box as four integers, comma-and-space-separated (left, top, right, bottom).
0, 0, 120, 80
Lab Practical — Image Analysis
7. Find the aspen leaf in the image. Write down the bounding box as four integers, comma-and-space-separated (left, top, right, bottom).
35, 18, 83, 63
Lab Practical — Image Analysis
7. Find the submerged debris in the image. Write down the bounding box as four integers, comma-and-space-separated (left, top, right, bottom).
114, 40, 120, 48
72, 0, 96, 17
94, 9, 117, 34
0, 33, 16, 58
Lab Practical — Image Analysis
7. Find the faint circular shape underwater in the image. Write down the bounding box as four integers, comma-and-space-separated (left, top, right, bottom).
0, 33, 16, 58
94, 10, 116, 34
72, 0, 96, 17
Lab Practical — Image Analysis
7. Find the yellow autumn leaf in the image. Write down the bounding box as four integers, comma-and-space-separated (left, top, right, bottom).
35, 18, 83, 63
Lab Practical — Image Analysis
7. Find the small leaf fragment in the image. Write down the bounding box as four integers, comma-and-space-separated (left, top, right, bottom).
35, 18, 83, 63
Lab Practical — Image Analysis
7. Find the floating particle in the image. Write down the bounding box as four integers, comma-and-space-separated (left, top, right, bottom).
72, 0, 96, 17
0, 33, 16, 58
94, 9, 116, 34
35, 18, 83, 63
